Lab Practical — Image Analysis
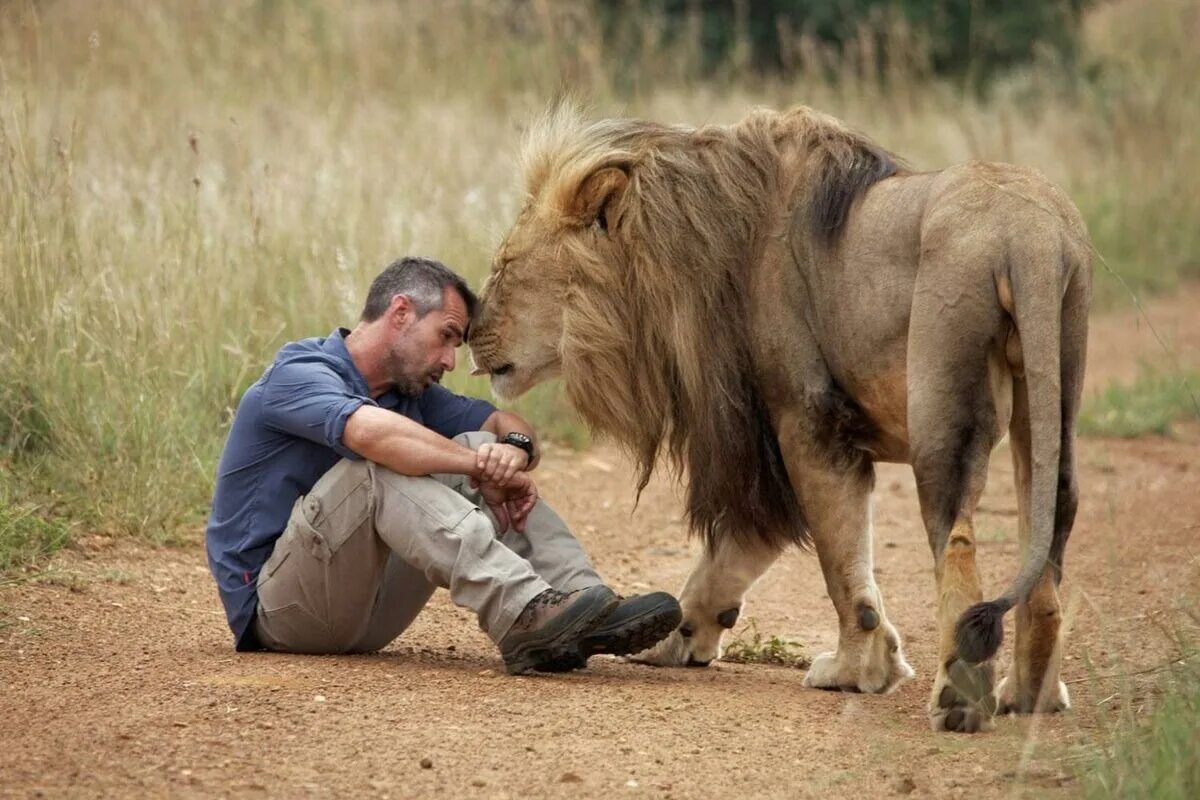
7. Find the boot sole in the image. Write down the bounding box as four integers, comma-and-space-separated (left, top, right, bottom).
502, 589, 618, 675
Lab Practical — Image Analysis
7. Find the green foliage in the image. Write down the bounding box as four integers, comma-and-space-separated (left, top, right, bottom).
721, 619, 810, 668
0, 494, 72, 574
1079, 367, 1200, 438
893, 0, 1086, 80
1072, 0, 1200, 306
600, 0, 1087, 86
0, 380, 53, 458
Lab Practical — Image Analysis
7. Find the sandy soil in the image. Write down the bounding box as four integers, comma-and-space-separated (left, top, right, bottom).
2, 287, 1198, 799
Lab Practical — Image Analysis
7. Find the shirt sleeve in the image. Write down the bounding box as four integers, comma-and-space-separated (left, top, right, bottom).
417, 384, 497, 440
259, 358, 374, 460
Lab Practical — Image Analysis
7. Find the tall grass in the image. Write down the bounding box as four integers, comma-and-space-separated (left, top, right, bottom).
0, 0, 1197, 542
1082, 611, 1200, 799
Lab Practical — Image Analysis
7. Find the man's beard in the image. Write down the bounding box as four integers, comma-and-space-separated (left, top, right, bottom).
386, 344, 440, 397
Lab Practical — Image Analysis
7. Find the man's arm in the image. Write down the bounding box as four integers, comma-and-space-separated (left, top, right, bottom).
343, 405, 481, 478
342, 405, 538, 531
481, 410, 541, 471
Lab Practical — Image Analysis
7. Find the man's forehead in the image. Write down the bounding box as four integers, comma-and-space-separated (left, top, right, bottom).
440, 286, 469, 328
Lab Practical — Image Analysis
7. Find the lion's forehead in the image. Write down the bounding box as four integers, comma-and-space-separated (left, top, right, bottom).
495, 212, 570, 270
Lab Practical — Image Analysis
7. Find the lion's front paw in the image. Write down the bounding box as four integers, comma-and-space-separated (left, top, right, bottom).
629, 627, 718, 667
802, 621, 914, 694
802, 651, 852, 689
802, 651, 913, 694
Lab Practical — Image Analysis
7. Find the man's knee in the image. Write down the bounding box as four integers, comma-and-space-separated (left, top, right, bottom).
310, 458, 373, 501
371, 461, 490, 536
453, 431, 497, 450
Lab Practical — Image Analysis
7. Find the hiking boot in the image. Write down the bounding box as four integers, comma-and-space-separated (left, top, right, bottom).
499, 585, 618, 675
535, 591, 682, 673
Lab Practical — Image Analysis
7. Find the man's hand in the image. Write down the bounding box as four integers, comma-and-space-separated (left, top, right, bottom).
475, 442, 530, 487
481, 410, 540, 472
472, 470, 538, 533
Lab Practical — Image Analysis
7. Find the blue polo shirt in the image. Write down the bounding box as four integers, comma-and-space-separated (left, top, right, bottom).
205, 328, 496, 650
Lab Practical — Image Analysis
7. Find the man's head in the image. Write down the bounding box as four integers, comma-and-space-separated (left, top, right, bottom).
357, 257, 478, 396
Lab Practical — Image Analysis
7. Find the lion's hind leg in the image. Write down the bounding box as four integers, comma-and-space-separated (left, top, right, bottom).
995, 375, 1069, 715
908, 275, 1012, 733
997, 273, 1086, 715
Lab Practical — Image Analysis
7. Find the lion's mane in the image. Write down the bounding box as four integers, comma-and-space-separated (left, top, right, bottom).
521, 106, 898, 550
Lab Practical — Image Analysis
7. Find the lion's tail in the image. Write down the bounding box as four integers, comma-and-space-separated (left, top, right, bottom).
954, 233, 1086, 665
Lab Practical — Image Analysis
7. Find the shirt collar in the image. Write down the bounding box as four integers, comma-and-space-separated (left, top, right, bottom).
323, 327, 403, 409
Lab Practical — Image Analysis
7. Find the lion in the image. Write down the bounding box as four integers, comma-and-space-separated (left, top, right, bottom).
468, 104, 1091, 733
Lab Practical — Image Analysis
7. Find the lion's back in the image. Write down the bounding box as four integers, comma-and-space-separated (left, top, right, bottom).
923, 161, 1089, 246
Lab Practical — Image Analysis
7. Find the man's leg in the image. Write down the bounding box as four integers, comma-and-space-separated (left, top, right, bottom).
257, 437, 670, 669
435, 433, 681, 665
256, 458, 564, 655
366, 462, 618, 674
347, 553, 438, 653
352, 441, 608, 654
255, 459, 396, 655
437, 432, 604, 593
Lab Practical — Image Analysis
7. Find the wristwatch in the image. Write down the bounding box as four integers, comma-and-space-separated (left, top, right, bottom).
499, 432, 535, 465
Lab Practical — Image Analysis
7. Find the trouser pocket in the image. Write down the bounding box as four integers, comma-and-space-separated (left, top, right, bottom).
299, 460, 374, 561
257, 602, 333, 654
255, 531, 335, 652
255, 462, 383, 652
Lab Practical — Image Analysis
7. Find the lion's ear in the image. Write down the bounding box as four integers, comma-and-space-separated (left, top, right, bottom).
571, 167, 628, 233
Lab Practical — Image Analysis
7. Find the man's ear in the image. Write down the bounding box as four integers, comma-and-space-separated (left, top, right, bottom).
387, 293, 414, 328
570, 167, 628, 233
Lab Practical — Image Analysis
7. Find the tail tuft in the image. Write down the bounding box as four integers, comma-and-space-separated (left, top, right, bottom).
954, 599, 1013, 664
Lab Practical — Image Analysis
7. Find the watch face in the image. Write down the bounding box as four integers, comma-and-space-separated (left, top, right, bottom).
502, 432, 534, 458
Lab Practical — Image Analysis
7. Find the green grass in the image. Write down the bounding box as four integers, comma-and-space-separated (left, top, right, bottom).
0, 494, 72, 574
1079, 367, 1200, 438
720, 619, 811, 669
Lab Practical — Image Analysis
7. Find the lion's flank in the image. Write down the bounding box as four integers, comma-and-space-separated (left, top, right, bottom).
521, 106, 895, 550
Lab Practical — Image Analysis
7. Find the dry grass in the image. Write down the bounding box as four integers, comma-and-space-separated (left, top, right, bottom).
1080, 607, 1200, 799
0, 0, 1196, 543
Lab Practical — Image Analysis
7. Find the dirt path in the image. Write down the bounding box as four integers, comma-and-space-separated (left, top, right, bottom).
3, 288, 1199, 799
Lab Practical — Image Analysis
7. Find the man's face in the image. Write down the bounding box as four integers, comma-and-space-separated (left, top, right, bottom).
384, 287, 468, 396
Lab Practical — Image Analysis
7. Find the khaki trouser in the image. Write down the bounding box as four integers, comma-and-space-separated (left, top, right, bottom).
254, 432, 602, 654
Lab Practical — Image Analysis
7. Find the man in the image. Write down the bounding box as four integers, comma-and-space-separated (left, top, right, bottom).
206, 256, 681, 674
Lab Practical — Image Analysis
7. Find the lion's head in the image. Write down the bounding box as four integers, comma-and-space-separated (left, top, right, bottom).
469, 110, 643, 402
470, 104, 894, 551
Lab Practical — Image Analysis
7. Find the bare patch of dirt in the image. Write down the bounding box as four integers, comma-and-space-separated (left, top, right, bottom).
3, 291, 1199, 799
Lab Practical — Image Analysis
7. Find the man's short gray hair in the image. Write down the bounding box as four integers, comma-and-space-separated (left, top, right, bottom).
360, 256, 478, 322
